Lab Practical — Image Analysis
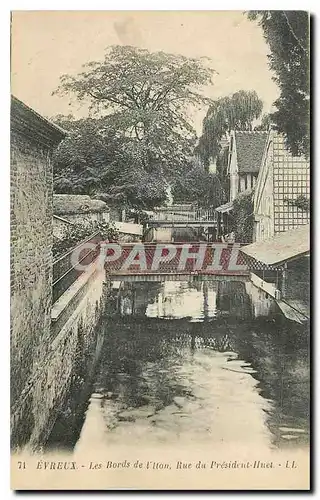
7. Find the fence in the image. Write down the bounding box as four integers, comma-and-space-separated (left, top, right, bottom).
150, 207, 217, 222
52, 231, 102, 304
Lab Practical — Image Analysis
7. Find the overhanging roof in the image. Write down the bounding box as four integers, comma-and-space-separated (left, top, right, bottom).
240, 224, 310, 266
215, 201, 234, 213
11, 95, 67, 146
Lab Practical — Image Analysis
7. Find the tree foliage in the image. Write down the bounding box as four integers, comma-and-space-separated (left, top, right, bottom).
284, 194, 310, 212
171, 164, 226, 208
247, 11, 310, 156
53, 116, 168, 209
254, 113, 272, 131
197, 90, 263, 166
229, 191, 254, 243
53, 45, 216, 209
54, 45, 214, 122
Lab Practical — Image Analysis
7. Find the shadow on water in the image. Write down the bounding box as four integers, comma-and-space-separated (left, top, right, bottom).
47, 280, 310, 453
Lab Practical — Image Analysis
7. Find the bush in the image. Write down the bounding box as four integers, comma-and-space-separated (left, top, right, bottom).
53, 220, 119, 259
229, 192, 254, 243
284, 195, 310, 212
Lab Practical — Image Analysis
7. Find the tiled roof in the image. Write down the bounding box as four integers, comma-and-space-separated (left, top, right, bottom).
11, 95, 67, 146
235, 131, 268, 174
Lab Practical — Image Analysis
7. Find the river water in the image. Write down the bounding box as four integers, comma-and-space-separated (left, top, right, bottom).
62, 279, 309, 455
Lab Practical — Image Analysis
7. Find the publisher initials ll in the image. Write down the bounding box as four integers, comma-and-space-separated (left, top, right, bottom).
286, 461, 297, 469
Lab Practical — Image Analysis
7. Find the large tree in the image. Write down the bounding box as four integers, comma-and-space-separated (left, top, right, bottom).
52, 115, 168, 209
247, 11, 310, 157
53, 45, 215, 204
197, 90, 263, 167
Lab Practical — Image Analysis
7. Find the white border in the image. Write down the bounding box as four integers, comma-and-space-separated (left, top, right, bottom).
2, 3, 318, 498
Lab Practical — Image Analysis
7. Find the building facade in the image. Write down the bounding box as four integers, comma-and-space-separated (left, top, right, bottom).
253, 132, 310, 242
215, 130, 268, 240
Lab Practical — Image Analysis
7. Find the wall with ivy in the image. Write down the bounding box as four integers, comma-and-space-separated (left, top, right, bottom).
229, 192, 254, 243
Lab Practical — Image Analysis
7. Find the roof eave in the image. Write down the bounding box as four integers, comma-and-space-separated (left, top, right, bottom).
11, 95, 67, 147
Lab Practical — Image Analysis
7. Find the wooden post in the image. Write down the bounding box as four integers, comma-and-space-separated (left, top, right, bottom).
217, 212, 221, 240
131, 288, 136, 315
281, 263, 288, 298
203, 282, 209, 320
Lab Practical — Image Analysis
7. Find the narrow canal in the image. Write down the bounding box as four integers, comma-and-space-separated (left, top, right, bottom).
48, 279, 310, 454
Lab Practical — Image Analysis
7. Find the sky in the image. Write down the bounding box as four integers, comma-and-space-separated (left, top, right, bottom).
11, 10, 280, 134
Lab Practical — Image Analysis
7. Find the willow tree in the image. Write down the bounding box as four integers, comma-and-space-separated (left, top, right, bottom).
254, 113, 272, 131
53, 45, 215, 193
197, 90, 263, 167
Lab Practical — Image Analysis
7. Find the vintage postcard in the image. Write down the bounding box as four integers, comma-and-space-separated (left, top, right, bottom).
10, 10, 310, 490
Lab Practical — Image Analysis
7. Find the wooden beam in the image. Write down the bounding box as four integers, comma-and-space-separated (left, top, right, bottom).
250, 272, 281, 299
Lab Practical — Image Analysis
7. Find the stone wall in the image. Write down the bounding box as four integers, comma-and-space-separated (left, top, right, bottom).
10, 98, 66, 412
11, 97, 108, 451
144, 227, 172, 242
11, 265, 107, 450
10, 97, 66, 448
11, 131, 54, 404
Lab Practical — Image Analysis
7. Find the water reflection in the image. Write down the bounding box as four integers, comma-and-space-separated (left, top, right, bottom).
75, 329, 273, 452
245, 281, 279, 318
146, 281, 217, 320
66, 280, 309, 454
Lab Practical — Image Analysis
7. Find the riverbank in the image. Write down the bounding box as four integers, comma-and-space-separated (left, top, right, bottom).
46, 280, 309, 455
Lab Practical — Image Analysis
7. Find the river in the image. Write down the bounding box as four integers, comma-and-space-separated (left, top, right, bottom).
47, 279, 310, 455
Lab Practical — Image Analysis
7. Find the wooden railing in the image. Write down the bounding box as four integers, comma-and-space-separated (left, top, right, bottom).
150, 207, 217, 222
52, 231, 102, 304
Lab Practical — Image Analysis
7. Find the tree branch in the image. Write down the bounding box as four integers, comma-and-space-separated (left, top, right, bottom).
87, 90, 135, 110
282, 11, 308, 53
